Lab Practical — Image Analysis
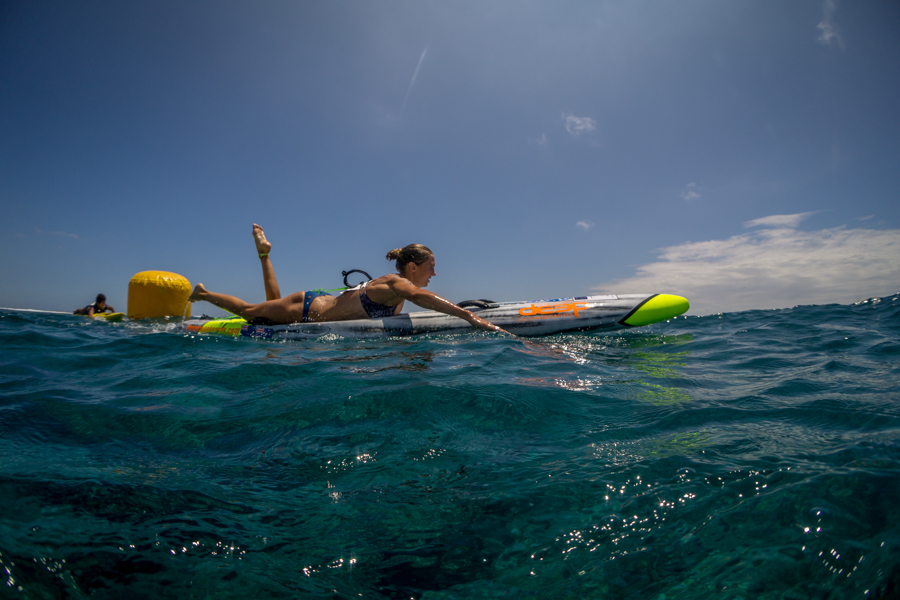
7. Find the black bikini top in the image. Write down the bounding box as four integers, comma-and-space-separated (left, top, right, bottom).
358, 281, 397, 319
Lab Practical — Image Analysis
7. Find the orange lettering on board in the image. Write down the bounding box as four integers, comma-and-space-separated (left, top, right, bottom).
518, 302, 588, 318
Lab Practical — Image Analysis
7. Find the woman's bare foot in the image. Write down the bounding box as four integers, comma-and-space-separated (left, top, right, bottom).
188, 283, 207, 302
253, 223, 272, 255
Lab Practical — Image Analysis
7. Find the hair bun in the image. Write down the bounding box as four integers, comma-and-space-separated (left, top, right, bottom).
386, 244, 433, 274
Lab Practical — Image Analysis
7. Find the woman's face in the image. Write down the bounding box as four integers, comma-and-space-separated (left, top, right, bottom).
407, 255, 436, 288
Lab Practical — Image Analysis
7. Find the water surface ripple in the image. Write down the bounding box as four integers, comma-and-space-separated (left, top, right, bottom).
1, 295, 899, 598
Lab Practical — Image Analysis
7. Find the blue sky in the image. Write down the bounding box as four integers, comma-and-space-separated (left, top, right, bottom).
2, 1, 898, 315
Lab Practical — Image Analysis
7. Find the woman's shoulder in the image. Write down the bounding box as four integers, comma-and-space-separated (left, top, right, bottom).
368, 274, 417, 296
371, 273, 406, 285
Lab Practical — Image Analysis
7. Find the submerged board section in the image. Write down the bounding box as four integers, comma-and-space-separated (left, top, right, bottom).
178, 293, 689, 339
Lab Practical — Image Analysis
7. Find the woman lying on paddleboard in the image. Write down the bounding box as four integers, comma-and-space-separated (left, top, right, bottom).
188, 224, 510, 334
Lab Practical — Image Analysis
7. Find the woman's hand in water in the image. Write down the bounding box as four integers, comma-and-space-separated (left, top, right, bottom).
467, 313, 513, 335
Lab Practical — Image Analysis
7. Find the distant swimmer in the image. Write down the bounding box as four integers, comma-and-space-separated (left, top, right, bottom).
74, 294, 114, 316
188, 223, 510, 334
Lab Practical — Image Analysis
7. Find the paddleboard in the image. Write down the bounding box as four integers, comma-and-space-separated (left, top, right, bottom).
93, 312, 125, 322
178, 293, 688, 339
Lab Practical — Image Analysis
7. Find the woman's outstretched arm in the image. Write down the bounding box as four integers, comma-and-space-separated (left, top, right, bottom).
388, 278, 511, 335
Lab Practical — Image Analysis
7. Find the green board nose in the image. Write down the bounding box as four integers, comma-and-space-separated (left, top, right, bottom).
620, 294, 690, 327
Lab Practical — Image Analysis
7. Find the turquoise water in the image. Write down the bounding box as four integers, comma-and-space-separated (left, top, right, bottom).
1, 296, 899, 599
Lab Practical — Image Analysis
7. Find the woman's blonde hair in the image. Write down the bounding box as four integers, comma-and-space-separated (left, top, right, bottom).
386, 244, 433, 274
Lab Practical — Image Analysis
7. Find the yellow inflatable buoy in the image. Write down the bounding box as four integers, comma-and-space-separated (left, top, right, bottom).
127, 271, 192, 319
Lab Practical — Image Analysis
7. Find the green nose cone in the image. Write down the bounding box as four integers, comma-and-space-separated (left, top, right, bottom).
621, 294, 690, 327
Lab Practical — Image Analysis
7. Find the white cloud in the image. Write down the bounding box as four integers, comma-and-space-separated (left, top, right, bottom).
743, 211, 817, 229
817, 0, 844, 49
593, 219, 900, 315
529, 133, 547, 145
576, 220, 594, 230
563, 113, 596, 136
680, 182, 700, 201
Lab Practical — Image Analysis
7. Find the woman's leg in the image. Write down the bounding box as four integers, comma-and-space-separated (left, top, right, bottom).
253, 223, 281, 301
189, 284, 307, 324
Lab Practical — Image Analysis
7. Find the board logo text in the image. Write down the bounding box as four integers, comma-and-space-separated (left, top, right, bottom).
518, 302, 589, 318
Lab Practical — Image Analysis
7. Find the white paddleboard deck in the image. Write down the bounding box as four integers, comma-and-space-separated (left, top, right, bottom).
179, 293, 689, 339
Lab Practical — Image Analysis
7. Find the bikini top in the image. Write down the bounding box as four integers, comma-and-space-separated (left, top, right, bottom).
358, 281, 397, 319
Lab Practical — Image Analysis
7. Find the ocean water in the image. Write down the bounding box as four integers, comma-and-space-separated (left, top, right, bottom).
1, 295, 899, 599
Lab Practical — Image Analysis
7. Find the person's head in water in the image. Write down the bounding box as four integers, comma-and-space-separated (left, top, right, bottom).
95, 294, 107, 308
386, 244, 435, 288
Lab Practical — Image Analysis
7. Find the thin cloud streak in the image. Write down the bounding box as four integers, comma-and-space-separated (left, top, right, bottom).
593, 221, 900, 315
35, 228, 80, 239
744, 212, 817, 229
401, 47, 428, 114
576, 220, 594, 230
